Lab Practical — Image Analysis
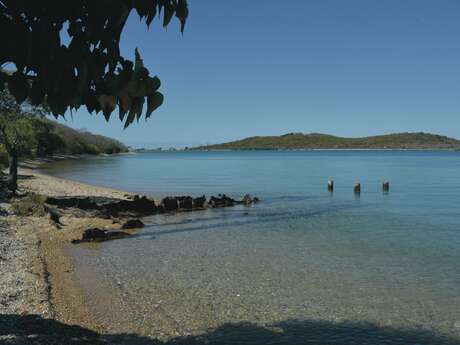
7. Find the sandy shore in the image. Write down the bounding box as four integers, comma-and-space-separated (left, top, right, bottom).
0, 168, 136, 343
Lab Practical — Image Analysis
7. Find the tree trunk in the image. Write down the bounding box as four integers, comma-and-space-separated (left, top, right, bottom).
7, 150, 18, 192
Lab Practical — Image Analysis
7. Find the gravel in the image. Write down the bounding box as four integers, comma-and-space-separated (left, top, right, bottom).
0, 215, 52, 342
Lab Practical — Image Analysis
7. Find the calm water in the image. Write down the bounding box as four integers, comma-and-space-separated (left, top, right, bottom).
42, 151, 460, 344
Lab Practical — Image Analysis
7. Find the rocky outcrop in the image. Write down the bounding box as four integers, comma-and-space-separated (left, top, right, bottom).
209, 194, 236, 208
193, 195, 207, 209
69, 194, 260, 244
178, 196, 193, 210
45, 195, 157, 217
208, 194, 259, 208
159, 197, 179, 212
104, 196, 157, 217
241, 194, 259, 205
71, 228, 131, 243
48, 194, 260, 219
121, 219, 145, 229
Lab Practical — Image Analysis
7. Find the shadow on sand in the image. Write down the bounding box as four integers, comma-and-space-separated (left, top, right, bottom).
1, 314, 459, 345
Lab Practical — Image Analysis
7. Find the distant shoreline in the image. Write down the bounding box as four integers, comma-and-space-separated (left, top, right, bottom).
190, 132, 460, 151
188, 148, 460, 152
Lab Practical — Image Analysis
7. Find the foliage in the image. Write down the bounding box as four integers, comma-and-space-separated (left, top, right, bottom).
0, 144, 7, 166
49, 120, 128, 155
0, 0, 188, 127
11, 193, 47, 216
0, 89, 38, 156
0, 87, 126, 162
195, 132, 460, 150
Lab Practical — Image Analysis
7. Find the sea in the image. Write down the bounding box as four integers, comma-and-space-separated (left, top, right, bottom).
41, 150, 460, 344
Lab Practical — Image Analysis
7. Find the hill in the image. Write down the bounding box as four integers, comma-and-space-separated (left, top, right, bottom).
49, 120, 128, 155
193, 132, 460, 150
0, 118, 128, 166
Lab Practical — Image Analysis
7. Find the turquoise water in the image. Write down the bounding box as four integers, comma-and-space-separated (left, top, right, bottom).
42, 151, 460, 343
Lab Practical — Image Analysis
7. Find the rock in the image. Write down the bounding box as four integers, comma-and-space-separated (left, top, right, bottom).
43, 204, 63, 227
46, 196, 157, 217
72, 228, 131, 244
46, 196, 102, 210
209, 194, 235, 208
47, 193, 259, 218
105, 231, 131, 240
121, 219, 145, 229
81, 228, 107, 241
160, 197, 179, 212
193, 195, 207, 209
104, 196, 157, 216
178, 196, 193, 210
241, 194, 254, 205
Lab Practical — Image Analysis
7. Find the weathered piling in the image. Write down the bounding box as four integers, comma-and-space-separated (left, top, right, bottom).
383, 181, 390, 192
354, 183, 361, 194
327, 180, 334, 192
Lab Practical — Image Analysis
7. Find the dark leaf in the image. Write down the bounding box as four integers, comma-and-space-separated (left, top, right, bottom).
146, 91, 164, 118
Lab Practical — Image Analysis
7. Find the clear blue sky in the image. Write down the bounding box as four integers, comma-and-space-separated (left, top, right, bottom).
58, 0, 460, 148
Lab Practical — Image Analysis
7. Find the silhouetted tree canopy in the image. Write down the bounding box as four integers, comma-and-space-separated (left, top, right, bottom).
0, 0, 188, 128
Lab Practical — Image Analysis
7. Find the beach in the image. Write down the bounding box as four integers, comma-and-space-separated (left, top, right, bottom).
0, 168, 135, 343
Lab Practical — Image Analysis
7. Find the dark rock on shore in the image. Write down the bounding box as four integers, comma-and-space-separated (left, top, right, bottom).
160, 195, 210, 212
72, 228, 131, 244
46, 195, 157, 217
48, 194, 260, 220
104, 196, 157, 217
43, 204, 63, 227
193, 195, 207, 209
178, 196, 193, 210
241, 194, 259, 205
160, 197, 179, 212
209, 194, 236, 208
121, 219, 145, 229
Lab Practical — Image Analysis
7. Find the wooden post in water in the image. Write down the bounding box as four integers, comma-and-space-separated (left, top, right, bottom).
328, 180, 334, 192
354, 183, 361, 195
383, 181, 390, 193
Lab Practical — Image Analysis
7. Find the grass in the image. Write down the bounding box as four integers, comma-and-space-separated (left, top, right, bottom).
11, 193, 47, 217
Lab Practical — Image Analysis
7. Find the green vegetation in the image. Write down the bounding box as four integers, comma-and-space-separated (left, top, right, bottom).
0, 118, 128, 167
49, 121, 128, 155
194, 132, 460, 150
11, 193, 47, 217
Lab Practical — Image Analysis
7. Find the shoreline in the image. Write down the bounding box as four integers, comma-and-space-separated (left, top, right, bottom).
1, 167, 138, 341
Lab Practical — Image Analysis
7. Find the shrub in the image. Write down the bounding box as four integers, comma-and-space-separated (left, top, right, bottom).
0, 144, 8, 168
11, 193, 47, 217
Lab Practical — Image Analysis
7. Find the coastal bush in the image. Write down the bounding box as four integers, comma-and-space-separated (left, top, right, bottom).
0, 144, 8, 167
11, 193, 47, 217
1, 116, 128, 160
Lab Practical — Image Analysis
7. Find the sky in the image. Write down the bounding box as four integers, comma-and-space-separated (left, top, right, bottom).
58, 0, 460, 148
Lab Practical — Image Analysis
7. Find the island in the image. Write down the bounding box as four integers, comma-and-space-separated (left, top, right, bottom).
192, 132, 460, 151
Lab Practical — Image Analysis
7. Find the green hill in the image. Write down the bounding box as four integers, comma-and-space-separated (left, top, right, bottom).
0, 118, 128, 166
48, 120, 128, 155
193, 132, 460, 150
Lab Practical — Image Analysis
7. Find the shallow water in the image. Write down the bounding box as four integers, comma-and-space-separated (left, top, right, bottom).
43, 151, 460, 343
